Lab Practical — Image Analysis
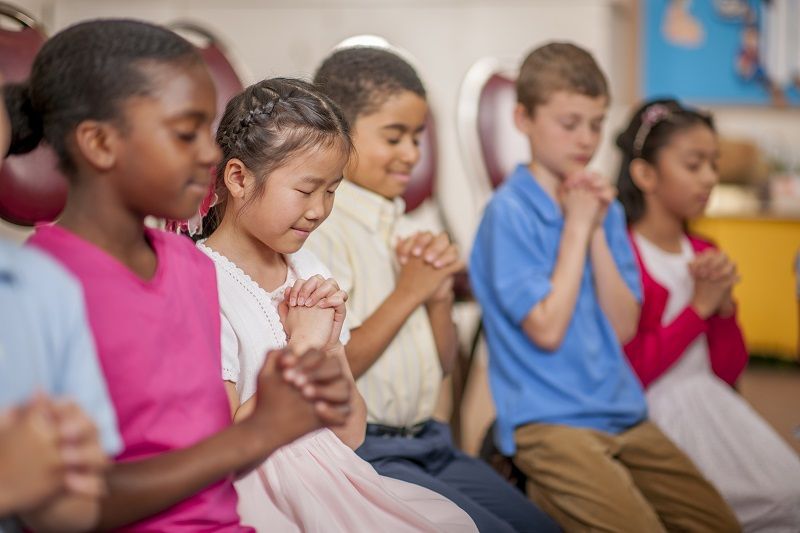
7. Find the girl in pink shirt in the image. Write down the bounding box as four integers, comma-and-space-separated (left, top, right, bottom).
617, 98, 800, 531
12, 19, 352, 532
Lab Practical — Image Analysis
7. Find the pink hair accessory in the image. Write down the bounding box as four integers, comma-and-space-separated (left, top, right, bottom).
632, 103, 673, 157
165, 168, 219, 236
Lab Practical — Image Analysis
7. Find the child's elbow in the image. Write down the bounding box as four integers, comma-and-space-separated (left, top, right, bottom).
618, 323, 638, 346
346, 430, 366, 450
618, 304, 641, 345
338, 424, 366, 450
522, 319, 564, 352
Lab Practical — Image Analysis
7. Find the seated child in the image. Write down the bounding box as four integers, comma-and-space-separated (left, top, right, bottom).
469, 42, 740, 532
198, 77, 476, 532
16, 19, 352, 531
309, 46, 559, 533
617, 98, 800, 532
0, 77, 116, 532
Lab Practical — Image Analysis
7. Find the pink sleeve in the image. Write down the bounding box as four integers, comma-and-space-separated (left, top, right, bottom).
707, 311, 748, 386
624, 305, 710, 388
687, 235, 749, 386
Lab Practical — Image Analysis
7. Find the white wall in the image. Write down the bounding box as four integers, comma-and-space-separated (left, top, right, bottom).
7, 0, 633, 252
5, 0, 799, 250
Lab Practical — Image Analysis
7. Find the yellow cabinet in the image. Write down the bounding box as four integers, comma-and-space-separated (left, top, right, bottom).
691, 217, 800, 361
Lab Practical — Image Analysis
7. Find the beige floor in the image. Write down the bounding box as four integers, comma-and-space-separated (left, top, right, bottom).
438, 351, 800, 458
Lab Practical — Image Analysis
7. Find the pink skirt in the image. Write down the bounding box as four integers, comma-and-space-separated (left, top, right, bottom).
234, 429, 477, 532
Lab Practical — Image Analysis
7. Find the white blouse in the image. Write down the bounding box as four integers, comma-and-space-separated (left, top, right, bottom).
198, 243, 349, 403
633, 233, 711, 393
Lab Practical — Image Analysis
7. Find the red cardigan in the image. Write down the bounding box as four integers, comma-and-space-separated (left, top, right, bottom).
624, 233, 748, 389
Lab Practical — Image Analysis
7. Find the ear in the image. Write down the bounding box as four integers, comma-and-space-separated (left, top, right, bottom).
513, 103, 533, 135
223, 158, 253, 200
629, 158, 658, 194
73, 120, 119, 172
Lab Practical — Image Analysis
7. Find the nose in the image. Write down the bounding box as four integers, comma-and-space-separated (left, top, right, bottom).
700, 162, 719, 188
577, 124, 597, 149
305, 194, 325, 221
201, 130, 222, 168
399, 136, 420, 167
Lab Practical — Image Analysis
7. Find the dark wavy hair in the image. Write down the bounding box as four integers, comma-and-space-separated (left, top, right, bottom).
616, 98, 715, 225
313, 46, 425, 126
3, 19, 202, 177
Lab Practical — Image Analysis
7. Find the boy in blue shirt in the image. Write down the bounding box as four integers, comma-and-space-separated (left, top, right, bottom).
470, 42, 739, 532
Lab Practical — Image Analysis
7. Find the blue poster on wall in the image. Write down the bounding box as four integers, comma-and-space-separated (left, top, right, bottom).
642, 0, 800, 106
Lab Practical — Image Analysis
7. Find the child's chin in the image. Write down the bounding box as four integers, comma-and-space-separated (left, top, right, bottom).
277, 240, 304, 254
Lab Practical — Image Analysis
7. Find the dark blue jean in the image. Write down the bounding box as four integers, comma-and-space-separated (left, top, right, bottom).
357, 420, 560, 533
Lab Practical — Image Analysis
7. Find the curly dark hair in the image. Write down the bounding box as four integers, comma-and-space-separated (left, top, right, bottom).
200, 77, 352, 237
3, 19, 201, 177
313, 46, 426, 126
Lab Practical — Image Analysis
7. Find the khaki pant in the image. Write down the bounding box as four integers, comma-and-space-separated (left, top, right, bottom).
513, 421, 740, 532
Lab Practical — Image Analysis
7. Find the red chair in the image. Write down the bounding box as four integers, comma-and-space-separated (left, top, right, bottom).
0, 3, 66, 226
451, 58, 531, 447
168, 22, 246, 132
403, 112, 437, 213
457, 57, 529, 197
166, 22, 246, 234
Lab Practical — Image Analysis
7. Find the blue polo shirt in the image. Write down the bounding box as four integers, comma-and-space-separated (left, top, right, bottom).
470, 164, 647, 455
0, 239, 121, 455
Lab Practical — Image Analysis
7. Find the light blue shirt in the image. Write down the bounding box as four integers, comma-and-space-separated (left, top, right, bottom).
470, 164, 647, 455
0, 239, 121, 455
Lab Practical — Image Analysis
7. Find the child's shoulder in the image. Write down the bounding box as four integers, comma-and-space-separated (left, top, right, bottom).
686, 232, 717, 252
151, 229, 214, 274
8, 239, 82, 300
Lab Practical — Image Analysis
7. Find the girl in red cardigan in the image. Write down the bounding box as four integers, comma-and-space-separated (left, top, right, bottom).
616, 99, 800, 532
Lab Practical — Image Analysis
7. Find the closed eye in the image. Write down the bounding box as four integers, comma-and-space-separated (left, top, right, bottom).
176, 131, 198, 142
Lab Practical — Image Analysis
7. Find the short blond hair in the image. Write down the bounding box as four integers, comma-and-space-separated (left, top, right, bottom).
516, 42, 609, 113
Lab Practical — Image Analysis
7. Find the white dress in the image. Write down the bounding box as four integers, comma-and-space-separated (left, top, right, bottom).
197, 243, 477, 533
635, 233, 800, 532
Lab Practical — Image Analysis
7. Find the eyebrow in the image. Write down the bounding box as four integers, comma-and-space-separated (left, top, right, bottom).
682, 150, 719, 159
299, 175, 344, 186
381, 124, 426, 134
168, 110, 210, 123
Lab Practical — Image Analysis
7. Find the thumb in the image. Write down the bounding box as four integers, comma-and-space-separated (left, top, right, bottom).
258, 348, 283, 382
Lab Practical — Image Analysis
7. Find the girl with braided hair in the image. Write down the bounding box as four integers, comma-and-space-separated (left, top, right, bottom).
617, 98, 800, 532
198, 77, 476, 532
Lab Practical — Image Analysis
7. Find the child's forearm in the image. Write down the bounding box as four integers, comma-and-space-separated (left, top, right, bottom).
94, 422, 283, 531
345, 290, 420, 379
327, 343, 367, 449
426, 298, 458, 376
21, 493, 99, 533
590, 229, 640, 344
521, 218, 592, 351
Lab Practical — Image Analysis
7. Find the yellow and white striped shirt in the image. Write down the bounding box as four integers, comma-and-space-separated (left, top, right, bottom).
306, 180, 442, 428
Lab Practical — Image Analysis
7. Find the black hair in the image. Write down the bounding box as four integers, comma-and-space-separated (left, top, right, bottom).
3, 19, 202, 176
313, 46, 426, 126
616, 98, 715, 225
201, 77, 352, 237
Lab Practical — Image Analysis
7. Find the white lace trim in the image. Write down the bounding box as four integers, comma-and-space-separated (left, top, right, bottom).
197, 242, 294, 346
